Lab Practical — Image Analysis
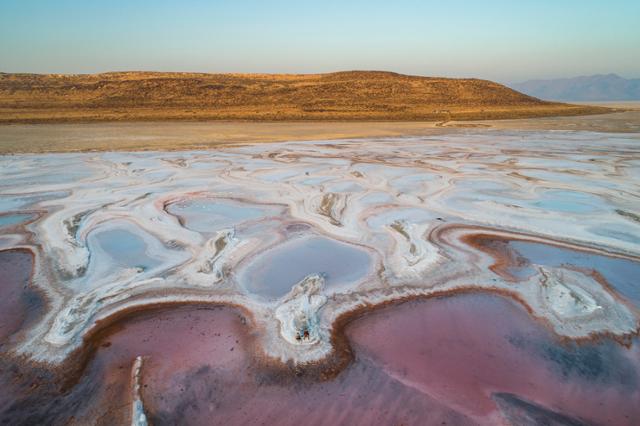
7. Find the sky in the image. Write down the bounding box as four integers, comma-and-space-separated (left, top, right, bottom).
1, 0, 639, 83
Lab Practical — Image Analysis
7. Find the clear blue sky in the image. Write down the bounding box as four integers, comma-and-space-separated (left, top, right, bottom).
1, 0, 639, 82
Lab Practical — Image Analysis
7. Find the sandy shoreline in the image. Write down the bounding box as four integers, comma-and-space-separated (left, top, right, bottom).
0, 110, 638, 154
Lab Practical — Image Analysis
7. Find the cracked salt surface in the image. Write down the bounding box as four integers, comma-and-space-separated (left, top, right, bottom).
1, 130, 639, 367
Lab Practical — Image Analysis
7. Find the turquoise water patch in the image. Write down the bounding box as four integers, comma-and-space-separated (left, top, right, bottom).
240, 235, 373, 299
532, 190, 606, 214
167, 199, 273, 233
0, 214, 34, 228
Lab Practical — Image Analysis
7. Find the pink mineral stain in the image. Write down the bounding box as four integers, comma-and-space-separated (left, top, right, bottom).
346, 293, 640, 425
2, 294, 638, 425
69, 294, 640, 425
0, 249, 38, 346
0, 305, 251, 425
81, 305, 251, 424
136, 309, 471, 425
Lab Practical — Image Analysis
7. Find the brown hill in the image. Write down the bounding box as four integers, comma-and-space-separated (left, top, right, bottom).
0, 71, 608, 123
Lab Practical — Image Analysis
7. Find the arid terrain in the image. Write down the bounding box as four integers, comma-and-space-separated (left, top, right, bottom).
0, 71, 609, 123
0, 109, 638, 154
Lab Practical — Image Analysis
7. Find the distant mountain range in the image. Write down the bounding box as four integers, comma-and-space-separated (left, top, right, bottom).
510, 74, 640, 101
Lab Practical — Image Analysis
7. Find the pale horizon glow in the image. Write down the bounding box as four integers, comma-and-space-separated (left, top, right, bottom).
1, 0, 639, 84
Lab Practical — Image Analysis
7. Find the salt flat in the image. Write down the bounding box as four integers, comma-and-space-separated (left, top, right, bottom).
1, 109, 638, 155
1, 127, 639, 424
